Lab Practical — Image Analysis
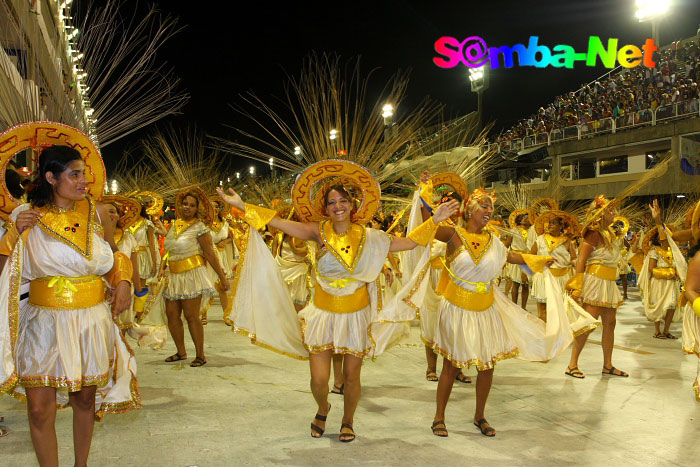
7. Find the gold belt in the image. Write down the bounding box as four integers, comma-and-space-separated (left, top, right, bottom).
314, 284, 369, 313
585, 264, 618, 281
652, 267, 676, 280
442, 279, 494, 312
133, 246, 148, 253
550, 266, 570, 277
169, 254, 205, 274
29, 276, 106, 309
430, 257, 445, 269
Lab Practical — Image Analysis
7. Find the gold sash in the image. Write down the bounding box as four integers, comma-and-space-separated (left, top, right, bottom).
442, 278, 494, 311
550, 266, 570, 277
652, 267, 676, 280
314, 284, 369, 313
30, 276, 106, 309
169, 254, 205, 274
585, 264, 618, 281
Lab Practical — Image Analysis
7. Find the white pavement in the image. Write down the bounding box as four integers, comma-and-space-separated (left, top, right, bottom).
2, 287, 699, 466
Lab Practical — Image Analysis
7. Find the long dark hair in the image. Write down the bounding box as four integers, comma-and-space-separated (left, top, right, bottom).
27, 145, 82, 207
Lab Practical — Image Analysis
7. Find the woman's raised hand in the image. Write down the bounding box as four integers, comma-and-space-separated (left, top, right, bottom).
649, 199, 662, 224
216, 187, 244, 211
433, 199, 460, 223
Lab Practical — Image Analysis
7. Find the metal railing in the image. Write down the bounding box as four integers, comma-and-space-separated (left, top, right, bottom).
487, 98, 700, 154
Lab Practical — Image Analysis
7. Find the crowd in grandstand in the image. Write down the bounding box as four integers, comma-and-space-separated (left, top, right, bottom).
496, 39, 700, 144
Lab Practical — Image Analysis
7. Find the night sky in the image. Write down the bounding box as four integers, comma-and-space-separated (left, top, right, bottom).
99, 0, 700, 173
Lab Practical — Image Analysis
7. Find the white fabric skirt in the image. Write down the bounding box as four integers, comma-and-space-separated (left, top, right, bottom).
164, 265, 215, 300
580, 274, 623, 309
531, 271, 571, 303
15, 301, 140, 416
644, 278, 679, 322
505, 262, 527, 284
299, 303, 372, 358
683, 305, 700, 357
137, 249, 155, 281
432, 300, 519, 371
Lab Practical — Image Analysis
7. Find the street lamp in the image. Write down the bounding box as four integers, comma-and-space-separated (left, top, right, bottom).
293, 146, 302, 161
635, 0, 670, 45
110, 179, 118, 194
236, 172, 240, 179
269, 157, 275, 176
381, 104, 393, 124
329, 129, 337, 140
469, 66, 489, 130
249, 166, 255, 176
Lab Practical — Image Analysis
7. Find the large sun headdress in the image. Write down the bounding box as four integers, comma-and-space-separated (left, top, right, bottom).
102, 194, 142, 229
292, 160, 381, 225
137, 191, 164, 217
0, 122, 106, 219
175, 186, 215, 227
534, 210, 582, 237
611, 216, 630, 238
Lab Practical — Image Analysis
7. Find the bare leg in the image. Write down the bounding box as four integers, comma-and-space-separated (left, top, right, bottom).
309, 351, 332, 437
332, 353, 344, 391
217, 289, 228, 317
70, 386, 97, 467
662, 308, 676, 336
165, 299, 186, 357
181, 297, 205, 360
474, 368, 494, 427
26, 386, 59, 467
425, 346, 438, 380
537, 302, 546, 322
621, 274, 628, 300
341, 354, 363, 431
599, 308, 626, 374
433, 357, 459, 429
511, 282, 520, 305
504, 278, 512, 296
521, 284, 529, 309
567, 304, 602, 372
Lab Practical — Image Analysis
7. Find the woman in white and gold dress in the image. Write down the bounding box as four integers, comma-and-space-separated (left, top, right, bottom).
130, 209, 159, 284
530, 212, 577, 322
373, 184, 574, 438
506, 211, 531, 307
160, 188, 229, 367
638, 227, 682, 338
565, 195, 628, 378
0, 138, 139, 467
683, 200, 700, 402
217, 174, 458, 443
201, 200, 233, 324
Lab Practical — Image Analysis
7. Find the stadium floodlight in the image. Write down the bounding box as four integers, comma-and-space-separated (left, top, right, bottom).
635, 0, 670, 21
329, 129, 337, 141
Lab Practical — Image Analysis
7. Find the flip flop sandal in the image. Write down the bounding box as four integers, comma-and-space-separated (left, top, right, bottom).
330, 384, 344, 395
431, 420, 448, 437
310, 404, 331, 438
339, 423, 355, 442
474, 418, 496, 437
190, 357, 207, 367
165, 353, 187, 362
565, 366, 585, 379
602, 366, 629, 377
664, 333, 678, 339
455, 372, 472, 384
426, 369, 439, 382
653, 333, 666, 339
0, 428, 7, 438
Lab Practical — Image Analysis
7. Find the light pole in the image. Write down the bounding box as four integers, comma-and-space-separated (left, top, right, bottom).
469, 66, 488, 130
293, 146, 302, 161
381, 103, 394, 140
110, 179, 118, 194
329, 129, 337, 154
235, 172, 240, 180
249, 166, 255, 177
635, 0, 670, 46
269, 157, 275, 176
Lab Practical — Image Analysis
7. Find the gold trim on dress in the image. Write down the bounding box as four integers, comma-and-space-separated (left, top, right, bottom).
313, 284, 369, 313
586, 263, 618, 281
442, 279, 494, 311
320, 220, 366, 274
652, 267, 676, 280
455, 228, 492, 266
173, 218, 198, 237
544, 234, 568, 253
168, 254, 205, 274
407, 218, 439, 246
35, 197, 95, 259
244, 203, 277, 231
549, 266, 571, 277
29, 276, 106, 309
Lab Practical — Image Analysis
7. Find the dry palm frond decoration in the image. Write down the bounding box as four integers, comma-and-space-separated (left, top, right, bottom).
136, 125, 228, 202
210, 54, 441, 189
0, 0, 187, 146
